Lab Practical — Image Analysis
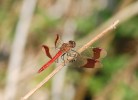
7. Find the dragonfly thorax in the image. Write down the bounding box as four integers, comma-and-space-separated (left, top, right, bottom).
60, 41, 76, 52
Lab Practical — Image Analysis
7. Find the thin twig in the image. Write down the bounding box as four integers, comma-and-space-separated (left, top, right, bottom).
78, 20, 119, 53
22, 20, 119, 100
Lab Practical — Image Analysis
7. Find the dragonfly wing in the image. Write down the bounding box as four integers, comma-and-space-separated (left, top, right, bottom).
55, 34, 63, 49
81, 47, 107, 59
82, 58, 102, 68
69, 55, 87, 68
69, 54, 102, 68
92, 47, 107, 59
42, 45, 52, 59
55, 34, 59, 48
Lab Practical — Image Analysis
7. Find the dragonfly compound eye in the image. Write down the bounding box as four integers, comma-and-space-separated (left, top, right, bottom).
69, 41, 76, 48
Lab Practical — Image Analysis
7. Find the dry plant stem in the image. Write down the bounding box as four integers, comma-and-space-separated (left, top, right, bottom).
22, 64, 64, 100
78, 20, 119, 53
22, 20, 119, 100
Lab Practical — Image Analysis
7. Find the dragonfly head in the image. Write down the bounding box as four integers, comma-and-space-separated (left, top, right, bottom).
69, 40, 76, 48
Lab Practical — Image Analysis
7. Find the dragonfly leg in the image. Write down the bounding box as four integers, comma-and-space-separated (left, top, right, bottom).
71, 49, 80, 56
67, 53, 72, 61
67, 50, 79, 62
61, 53, 66, 66
55, 58, 59, 63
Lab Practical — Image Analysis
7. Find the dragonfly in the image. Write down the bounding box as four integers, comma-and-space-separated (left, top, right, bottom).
38, 34, 107, 73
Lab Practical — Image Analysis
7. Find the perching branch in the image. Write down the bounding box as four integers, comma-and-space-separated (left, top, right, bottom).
22, 20, 120, 100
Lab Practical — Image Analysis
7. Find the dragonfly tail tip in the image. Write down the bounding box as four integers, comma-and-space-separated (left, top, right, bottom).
38, 68, 43, 73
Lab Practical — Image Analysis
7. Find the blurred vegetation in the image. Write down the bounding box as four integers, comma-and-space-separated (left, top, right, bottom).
0, 0, 138, 100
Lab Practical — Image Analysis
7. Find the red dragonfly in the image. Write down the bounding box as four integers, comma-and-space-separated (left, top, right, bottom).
38, 34, 107, 73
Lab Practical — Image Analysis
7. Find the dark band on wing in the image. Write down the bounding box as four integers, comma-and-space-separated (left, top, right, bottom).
92, 47, 107, 59
42, 45, 52, 59
92, 48, 102, 59
55, 34, 59, 48
82, 59, 101, 68
82, 59, 97, 68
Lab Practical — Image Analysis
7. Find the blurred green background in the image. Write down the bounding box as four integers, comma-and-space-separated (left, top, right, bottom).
0, 0, 138, 100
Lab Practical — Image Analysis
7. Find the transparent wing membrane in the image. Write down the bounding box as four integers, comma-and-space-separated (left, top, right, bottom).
69, 55, 87, 68
69, 55, 102, 68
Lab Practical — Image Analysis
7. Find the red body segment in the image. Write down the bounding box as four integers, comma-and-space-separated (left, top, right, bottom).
38, 50, 63, 73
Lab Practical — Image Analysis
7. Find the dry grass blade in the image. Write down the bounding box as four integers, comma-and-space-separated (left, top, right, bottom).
22, 20, 120, 100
